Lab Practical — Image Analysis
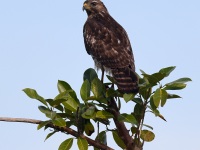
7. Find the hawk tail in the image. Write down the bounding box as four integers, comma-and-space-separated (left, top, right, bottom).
111, 68, 139, 94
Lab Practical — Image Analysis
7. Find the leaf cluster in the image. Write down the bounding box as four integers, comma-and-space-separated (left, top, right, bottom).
23, 66, 191, 150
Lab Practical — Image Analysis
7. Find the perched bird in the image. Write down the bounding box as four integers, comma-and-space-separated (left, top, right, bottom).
83, 0, 139, 93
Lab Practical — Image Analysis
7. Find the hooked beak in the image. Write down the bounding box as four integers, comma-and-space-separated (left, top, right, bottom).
82, 1, 90, 11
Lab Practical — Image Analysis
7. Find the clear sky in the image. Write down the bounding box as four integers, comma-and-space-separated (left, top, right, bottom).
0, 0, 199, 149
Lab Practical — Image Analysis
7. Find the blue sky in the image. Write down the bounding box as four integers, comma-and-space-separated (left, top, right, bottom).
0, 0, 199, 149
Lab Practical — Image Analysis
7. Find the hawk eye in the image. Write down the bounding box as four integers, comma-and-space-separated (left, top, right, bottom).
91, 2, 97, 7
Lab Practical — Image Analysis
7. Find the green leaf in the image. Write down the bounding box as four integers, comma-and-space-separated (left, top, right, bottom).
52, 99, 67, 107
57, 80, 72, 93
118, 113, 137, 125
97, 97, 108, 104
82, 106, 96, 119
139, 83, 152, 100
164, 77, 191, 90
38, 106, 56, 119
134, 103, 143, 115
112, 131, 126, 149
91, 77, 103, 98
106, 88, 117, 98
80, 79, 91, 101
45, 99, 54, 106
141, 66, 176, 86
57, 112, 71, 118
44, 131, 57, 141
54, 91, 68, 101
85, 96, 107, 103
23, 88, 47, 106
167, 93, 182, 99
52, 118, 66, 127
151, 72, 166, 82
148, 106, 167, 121
83, 68, 98, 83
37, 120, 50, 130
152, 88, 168, 108
152, 88, 161, 108
150, 107, 160, 116
38, 106, 50, 114
131, 126, 137, 134
140, 130, 155, 142
142, 124, 153, 130
68, 90, 80, 104
143, 73, 165, 85
95, 131, 107, 145
139, 77, 148, 86
149, 97, 157, 111
77, 138, 88, 150
160, 89, 168, 107
123, 93, 134, 102
159, 66, 176, 76
66, 121, 74, 128
170, 77, 192, 83
46, 97, 66, 110
96, 110, 113, 119
140, 69, 146, 74
106, 75, 115, 83
62, 94, 79, 112
55, 105, 64, 112
58, 138, 73, 150
164, 83, 186, 90
84, 106, 96, 116
84, 121, 95, 136
132, 98, 143, 105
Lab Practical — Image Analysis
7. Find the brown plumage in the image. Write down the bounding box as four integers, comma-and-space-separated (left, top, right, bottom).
83, 0, 139, 93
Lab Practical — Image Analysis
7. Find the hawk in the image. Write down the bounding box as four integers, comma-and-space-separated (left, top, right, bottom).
83, 0, 139, 93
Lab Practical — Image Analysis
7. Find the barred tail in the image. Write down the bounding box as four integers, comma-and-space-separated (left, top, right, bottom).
111, 67, 139, 93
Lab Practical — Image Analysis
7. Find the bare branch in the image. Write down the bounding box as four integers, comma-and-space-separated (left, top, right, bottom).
0, 117, 114, 150
0, 117, 41, 124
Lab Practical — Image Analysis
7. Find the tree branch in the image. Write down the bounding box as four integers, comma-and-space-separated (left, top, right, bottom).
0, 117, 114, 150
107, 98, 140, 150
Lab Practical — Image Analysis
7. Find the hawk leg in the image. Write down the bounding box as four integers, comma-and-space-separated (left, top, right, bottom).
101, 67, 105, 83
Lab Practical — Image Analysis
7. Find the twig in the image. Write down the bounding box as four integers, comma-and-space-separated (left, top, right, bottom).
0, 117, 114, 150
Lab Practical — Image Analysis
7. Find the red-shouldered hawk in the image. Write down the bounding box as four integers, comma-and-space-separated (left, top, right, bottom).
83, 0, 138, 93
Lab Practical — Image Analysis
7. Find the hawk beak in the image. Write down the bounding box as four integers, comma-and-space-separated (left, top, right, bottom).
83, 2, 90, 11
82, 6, 85, 11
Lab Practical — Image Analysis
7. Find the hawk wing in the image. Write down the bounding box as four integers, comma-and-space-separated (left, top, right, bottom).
83, 15, 135, 70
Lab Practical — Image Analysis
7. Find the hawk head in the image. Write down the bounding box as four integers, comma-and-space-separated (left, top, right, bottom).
83, 0, 108, 16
